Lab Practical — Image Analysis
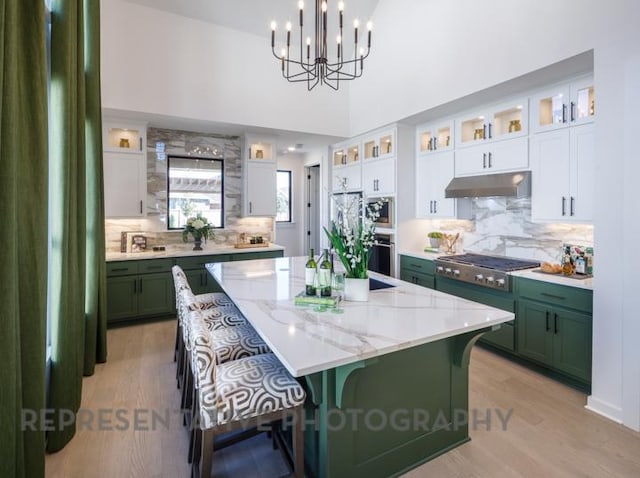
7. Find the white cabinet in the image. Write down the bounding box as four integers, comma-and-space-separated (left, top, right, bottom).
102, 120, 147, 218
104, 151, 146, 217
332, 163, 362, 192
243, 135, 276, 216
332, 142, 360, 167
416, 151, 455, 218
362, 129, 395, 160
530, 76, 595, 133
456, 98, 528, 148
417, 121, 454, 154
363, 157, 395, 196
454, 137, 528, 177
245, 162, 277, 216
530, 124, 594, 222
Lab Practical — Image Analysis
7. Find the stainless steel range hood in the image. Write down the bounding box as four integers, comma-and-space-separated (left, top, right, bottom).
444, 171, 531, 198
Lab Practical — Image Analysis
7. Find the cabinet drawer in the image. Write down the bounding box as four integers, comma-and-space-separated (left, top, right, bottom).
107, 261, 139, 277
176, 254, 231, 270
400, 270, 435, 289
437, 277, 514, 312
138, 258, 174, 274
400, 255, 435, 275
516, 277, 592, 314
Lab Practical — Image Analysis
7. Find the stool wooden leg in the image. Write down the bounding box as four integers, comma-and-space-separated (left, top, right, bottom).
199, 430, 214, 478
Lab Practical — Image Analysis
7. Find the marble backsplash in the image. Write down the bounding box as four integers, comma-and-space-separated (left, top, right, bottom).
105, 127, 274, 252
413, 197, 594, 263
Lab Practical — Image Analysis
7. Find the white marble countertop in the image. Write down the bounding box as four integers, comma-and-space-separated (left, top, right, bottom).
398, 250, 593, 291
509, 269, 593, 290
206, 256, 514, 377
106, 244, 285, 262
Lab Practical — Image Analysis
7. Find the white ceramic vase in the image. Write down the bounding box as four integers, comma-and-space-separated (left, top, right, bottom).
344, 277, 369, 302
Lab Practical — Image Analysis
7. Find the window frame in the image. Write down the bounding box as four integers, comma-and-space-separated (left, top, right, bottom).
166, 155, 225, 230
276, 170, 293, 223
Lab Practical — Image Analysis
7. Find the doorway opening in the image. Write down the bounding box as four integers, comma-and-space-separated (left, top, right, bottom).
305, 165, 320, 255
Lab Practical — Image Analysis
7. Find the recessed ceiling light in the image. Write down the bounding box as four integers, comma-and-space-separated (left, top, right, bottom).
288, 146, 296, 151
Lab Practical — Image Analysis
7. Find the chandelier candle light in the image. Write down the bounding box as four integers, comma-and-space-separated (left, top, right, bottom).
271, 0, 372, 90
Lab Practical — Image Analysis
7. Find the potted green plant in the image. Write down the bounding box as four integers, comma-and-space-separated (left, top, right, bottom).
182, 214, 215, 251
324, 197, 383, 301
427, 231, 443, 248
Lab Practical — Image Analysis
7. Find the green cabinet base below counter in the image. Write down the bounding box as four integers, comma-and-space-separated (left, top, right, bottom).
106, 249, 284, 324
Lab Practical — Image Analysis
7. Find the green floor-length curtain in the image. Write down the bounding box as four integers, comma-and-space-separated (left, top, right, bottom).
47, 0, 107, 452
0, 0, 49, 477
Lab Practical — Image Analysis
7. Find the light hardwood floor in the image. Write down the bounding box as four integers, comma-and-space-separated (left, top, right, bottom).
46, 319, 640, 478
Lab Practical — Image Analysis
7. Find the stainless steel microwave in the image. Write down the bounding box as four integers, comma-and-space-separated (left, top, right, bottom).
368, 198, 393, 228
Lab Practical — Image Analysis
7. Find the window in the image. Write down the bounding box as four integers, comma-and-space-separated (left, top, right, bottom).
167, 155, 224, 229
276, 170, 292, 222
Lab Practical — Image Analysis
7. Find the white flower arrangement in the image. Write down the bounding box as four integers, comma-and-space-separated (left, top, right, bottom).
182, 214, 215, 243
325, 196, 383, 279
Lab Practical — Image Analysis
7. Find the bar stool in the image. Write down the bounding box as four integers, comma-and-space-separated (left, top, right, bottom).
182, 309, 271, 425
171, 265, 234, 364
190, 333, 306, 478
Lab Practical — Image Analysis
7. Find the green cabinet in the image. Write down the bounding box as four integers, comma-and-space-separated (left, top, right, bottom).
106, 259, 174, 323
516, 277, 592, 383
106, 249, 285, 324
399, 255, 435, 289
436, 276, 516, 352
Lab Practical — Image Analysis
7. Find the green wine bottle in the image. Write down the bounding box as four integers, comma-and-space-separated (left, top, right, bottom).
319, 249, 332, 297
305, 249, 317, 296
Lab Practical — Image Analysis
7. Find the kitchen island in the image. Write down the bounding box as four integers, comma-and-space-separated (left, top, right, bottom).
206, 257, 514, 477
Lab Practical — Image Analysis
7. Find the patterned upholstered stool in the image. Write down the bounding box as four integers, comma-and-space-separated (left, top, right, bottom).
191, 349, 306, 478
182, 310, 270, 420
171, 265, 234, 365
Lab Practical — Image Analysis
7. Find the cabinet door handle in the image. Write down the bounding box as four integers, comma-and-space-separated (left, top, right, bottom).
429, 200, 433, 214
554, 312, 559, 334
488, 152, 492, 168
541, 292, 566, 300
561, 196, 566, 216
562, 104, 567, 123
488, 123, 492, 139
570, 196, 575, 216
545, 311, 550, 332
140, 200, 143, 214
133, 279, 137, 294
433, 137, 437, 150
343, 177, 348, 188
434, 200, 437, 213
483, 153, 487, 168
570, 101, 575, 122
139, 137, 143, 151
111, 267, 128, 272
249, 201, 252, 213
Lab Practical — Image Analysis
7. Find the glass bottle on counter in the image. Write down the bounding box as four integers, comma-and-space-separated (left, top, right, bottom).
318, 249, 332, 297
305, 249, 318, 296
562, 246, 574, 276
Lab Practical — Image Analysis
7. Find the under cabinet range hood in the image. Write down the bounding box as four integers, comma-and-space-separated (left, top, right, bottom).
444, 171, 531, 199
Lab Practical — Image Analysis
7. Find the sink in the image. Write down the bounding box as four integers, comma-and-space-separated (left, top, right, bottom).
369, 278, 396, 290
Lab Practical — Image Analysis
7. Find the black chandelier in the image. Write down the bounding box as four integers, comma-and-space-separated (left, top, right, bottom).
271, 0, 372, 91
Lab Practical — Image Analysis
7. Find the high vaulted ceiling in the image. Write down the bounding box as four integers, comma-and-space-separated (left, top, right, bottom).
123, 0, 380, 39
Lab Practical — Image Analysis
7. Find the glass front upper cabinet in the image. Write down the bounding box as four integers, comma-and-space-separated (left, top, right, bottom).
417, 121, 453, 154
456, 98, 528, 147
248, 141, 274, 161
104, 123, 145, 153
531, 76, 595, 133
333, 143, 360, 167
363, 130, 395, 160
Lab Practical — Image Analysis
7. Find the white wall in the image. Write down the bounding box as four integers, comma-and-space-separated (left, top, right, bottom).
100, 0, 350, 137
275, 154, 306, 257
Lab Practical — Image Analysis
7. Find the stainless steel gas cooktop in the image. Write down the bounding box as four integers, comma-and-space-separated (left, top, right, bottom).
434, 253, 540, 291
